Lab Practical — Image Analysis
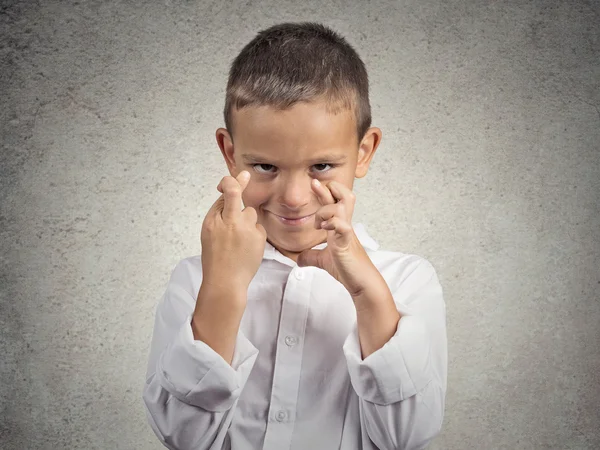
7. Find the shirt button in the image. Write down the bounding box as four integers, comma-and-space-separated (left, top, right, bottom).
285, 336, 297, 347
276, 410, 286, 422
295, 269, 304, 280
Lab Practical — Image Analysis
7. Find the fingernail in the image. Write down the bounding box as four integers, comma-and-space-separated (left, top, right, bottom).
240, 171, 249, 180
313, 179, 320, 187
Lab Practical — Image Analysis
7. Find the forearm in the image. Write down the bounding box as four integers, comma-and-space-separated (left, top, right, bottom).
192, 282, 247, 365
352, 272, 401, 359
344, 258, 448, 449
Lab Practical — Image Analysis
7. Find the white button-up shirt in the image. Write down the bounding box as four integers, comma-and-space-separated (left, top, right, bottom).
143, 223, 447, 450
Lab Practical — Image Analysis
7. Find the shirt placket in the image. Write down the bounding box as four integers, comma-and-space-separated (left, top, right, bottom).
261, 266, 312, 450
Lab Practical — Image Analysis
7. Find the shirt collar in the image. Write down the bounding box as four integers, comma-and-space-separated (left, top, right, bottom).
262, 222, 379, 263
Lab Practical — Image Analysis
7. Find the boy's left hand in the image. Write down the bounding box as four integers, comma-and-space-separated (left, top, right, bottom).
297, 179, 377, 297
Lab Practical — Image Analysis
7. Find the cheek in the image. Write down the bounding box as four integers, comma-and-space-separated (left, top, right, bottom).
242, 187, 269, 210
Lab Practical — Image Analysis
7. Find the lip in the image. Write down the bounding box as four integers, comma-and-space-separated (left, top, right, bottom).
272, 212, 315, 226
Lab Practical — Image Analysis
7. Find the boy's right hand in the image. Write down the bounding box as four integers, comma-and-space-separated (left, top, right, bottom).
200, 170, 267, 293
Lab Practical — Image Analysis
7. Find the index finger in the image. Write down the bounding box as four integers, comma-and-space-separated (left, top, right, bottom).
311, 179, 337, 205
219, 171, 250, 222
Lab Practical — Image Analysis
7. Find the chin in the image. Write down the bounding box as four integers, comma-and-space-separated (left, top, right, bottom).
273, 229, 326, 250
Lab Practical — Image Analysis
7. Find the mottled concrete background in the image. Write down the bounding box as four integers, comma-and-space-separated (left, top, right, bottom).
1, 0, 598, 449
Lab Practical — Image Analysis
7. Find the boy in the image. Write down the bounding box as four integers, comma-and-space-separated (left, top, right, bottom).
143, 22, 447, 450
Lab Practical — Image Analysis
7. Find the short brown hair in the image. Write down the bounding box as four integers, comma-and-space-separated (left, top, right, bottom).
223, 22, 371, 145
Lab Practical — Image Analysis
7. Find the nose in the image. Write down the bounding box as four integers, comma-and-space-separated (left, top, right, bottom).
277, 176, 314, 212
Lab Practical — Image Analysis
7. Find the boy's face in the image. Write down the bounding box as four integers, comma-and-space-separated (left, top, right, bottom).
216, 99, 381, 263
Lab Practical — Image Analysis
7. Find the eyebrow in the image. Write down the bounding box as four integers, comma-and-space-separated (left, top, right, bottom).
241, 153, 348, 164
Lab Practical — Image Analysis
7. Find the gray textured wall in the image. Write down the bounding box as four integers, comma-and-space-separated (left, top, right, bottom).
1, 0, 598, 449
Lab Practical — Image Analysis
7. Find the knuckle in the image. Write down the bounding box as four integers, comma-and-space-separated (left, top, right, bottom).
202, 217, 215, 232
221, 176, 236, 187
224, 185, 241, 195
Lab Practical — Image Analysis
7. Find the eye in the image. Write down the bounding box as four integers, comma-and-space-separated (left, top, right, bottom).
313, 163, 333, 173
252, 164, 277, 174
251, 163, 336, 174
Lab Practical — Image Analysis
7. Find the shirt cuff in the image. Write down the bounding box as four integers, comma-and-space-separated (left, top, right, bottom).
343, 314, 432, 405
157, 313, 259, 412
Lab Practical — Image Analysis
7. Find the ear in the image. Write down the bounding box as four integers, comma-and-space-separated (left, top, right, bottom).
216, 128, 237, 173
355, 127, 382, 179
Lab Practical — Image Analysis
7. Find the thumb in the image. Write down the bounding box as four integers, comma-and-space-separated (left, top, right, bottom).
297, 249, 322, 268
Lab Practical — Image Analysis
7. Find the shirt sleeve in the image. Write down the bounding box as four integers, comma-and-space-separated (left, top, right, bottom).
342, 257, 447, 450
142, 259, 259, 449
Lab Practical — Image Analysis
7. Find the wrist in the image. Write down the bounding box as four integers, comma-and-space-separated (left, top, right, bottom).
194, 282, 247, 318
351, 274, 394, 312
348, 265, 385, 299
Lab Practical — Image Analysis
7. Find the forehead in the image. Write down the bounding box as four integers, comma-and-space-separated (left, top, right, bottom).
232, 100, 357, 163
